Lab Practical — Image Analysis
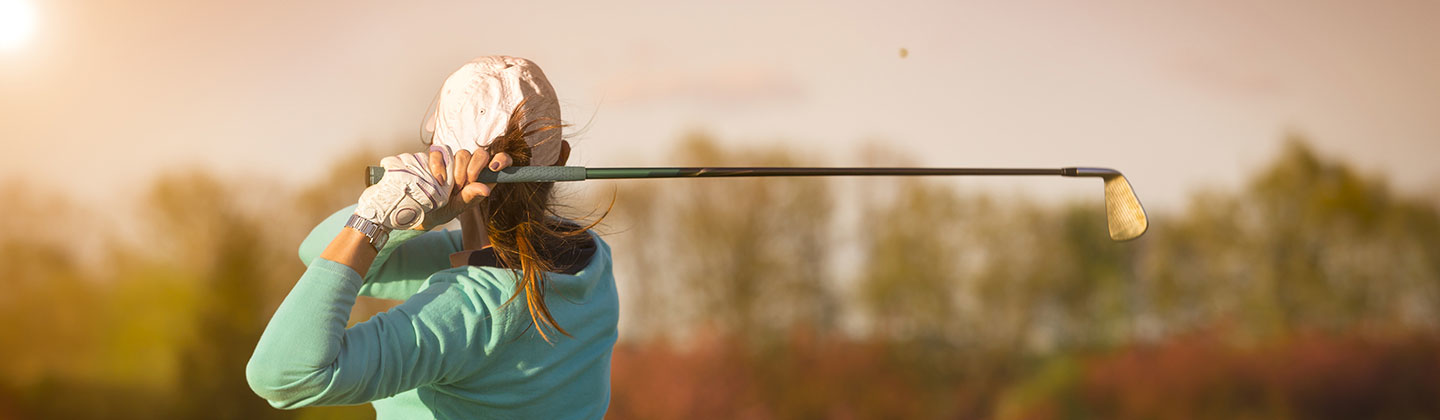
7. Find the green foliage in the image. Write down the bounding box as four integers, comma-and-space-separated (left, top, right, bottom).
1141, 138, 1440, 339
0, 133, 1435, 419
606, 132, 839, 343
0, 151, 382, 419
858, 179, 964, 341
606, 134, 1440, 418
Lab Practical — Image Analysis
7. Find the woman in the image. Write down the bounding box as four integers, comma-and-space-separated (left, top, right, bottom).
247, 56, 617, 419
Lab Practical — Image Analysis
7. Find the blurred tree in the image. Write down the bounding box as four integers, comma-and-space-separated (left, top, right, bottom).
1140, 136, 1440, 339
142, 172, 288, 419
605, 179, 670, 340
612, 132, 839, 343
2, 132, 1437, 419
857, 179, 964, 343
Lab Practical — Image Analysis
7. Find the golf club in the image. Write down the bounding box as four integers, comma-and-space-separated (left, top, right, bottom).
366, 165, 1149, 241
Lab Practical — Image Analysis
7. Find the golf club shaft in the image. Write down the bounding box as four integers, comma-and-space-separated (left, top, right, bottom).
365, 166, 1100, 185
360, 165, 1146, 241
588, 167, 1065, 179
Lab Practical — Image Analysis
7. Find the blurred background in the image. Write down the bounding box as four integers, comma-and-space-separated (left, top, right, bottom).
2, 0, 1439, 418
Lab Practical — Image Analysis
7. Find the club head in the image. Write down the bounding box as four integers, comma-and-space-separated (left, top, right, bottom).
1063, 168, 1149, 241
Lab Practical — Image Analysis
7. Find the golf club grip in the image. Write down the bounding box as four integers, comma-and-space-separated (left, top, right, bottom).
365, 166, 587, 186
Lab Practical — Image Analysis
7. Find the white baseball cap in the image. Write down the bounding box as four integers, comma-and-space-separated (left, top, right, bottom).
424, 56, 563, 166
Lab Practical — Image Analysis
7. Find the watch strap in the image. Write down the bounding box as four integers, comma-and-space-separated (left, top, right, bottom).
345, 214, 391, 251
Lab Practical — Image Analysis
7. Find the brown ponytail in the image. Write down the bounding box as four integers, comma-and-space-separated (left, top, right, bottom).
481, 101, 608, 342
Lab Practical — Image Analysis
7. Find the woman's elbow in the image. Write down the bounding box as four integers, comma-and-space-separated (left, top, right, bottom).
245, 356, 326, 409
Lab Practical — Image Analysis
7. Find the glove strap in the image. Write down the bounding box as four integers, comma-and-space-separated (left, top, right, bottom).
345, 214, 391, 251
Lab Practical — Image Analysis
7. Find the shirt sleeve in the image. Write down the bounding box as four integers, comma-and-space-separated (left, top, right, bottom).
246, 258, 490, 408
298, 205, 464, 300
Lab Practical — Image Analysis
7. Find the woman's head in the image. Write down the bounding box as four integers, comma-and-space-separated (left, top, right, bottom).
425, 56, 565, 166
430, 57, 601, 342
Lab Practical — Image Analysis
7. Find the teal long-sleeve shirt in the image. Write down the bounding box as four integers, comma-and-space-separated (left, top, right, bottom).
247, 206, 619, 419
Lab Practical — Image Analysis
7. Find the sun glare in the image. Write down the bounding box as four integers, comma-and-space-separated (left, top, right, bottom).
0, 0, 36, 50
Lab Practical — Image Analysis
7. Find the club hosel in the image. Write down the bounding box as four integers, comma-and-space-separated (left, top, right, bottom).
1061, 167, 1122, 178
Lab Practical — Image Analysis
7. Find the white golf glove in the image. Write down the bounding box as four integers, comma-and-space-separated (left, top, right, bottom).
354, 146, 455, 231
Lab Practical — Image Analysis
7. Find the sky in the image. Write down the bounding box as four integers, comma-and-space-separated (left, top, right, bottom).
1, 0, 1438, 213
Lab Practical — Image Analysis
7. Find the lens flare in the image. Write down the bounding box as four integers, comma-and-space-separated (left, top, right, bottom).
0, 0, 36, 50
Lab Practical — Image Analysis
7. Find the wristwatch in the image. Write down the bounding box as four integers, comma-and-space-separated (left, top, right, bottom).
345, 214, 391, 251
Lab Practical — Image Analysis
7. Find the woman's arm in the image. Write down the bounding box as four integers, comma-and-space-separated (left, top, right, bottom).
299, 205, 461, 300
250, 148, 510, 407
246, 250, 488, 408
318, 228, 379, 276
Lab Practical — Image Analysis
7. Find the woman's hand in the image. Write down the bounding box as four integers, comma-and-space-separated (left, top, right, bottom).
416, 148, 512, 230
354, 147, 455, 231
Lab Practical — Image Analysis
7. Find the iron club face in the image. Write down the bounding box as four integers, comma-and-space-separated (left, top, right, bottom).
1061, 168, 1148, 241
